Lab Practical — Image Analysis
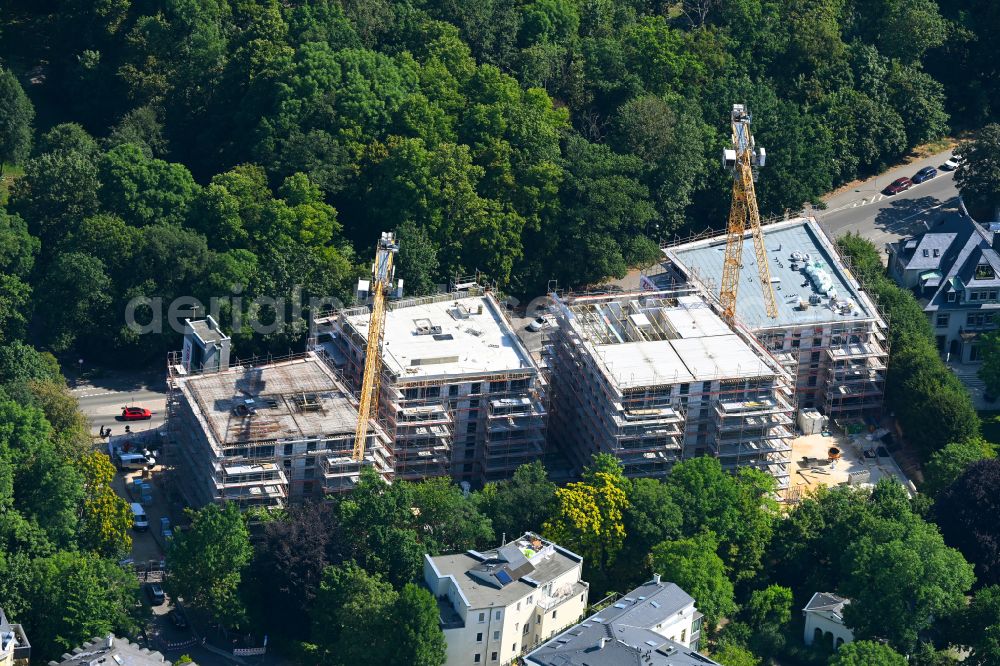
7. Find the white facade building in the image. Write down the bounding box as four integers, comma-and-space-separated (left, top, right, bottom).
802, 592, 854, 650
424, 533, 589, 666
525, 576, 711, 666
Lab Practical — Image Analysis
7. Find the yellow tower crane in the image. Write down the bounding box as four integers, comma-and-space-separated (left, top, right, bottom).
719, 104, 778, 324
353, 231, 399, 462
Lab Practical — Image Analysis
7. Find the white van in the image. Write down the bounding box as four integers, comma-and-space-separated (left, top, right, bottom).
117, 452, 154, 470
131, 503, 148, 531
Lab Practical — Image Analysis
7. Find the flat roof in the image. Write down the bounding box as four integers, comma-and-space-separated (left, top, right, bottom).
558, 292, 776, 388
177, 353, 363, 446
430, 536, 582, 610
343, 293, 535, 379
666, 217, 876, 330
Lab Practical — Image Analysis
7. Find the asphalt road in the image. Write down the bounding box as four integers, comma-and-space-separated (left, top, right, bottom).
71, 372, 167, 436
814, 148, 961, 251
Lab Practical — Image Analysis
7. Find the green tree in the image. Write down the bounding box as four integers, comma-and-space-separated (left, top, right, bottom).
307, 563, 446, 666
664, 457, 777, 580
828, 640, 907, 666
957, 125, 1000, 214
98, 143, 200, 227
338, 468, 425, 587
390, 583, 448, 666
10, 149, 101, 245
0, 275, 31, 344
979, 329, 1000, 396
841, 514, 975, 651
935, 459, 1000, 586
0, 209, 40, 278
474, 460, 557, 539
952, 585, 1000, 666
309, 562, 398, 665
621, 477, 682, 566
650, 532, 736, 629
33, 252, 112, 352
106, 106, 169, 157
395, 219, 440, 296
33, 123, 99, 158
165, 502, 252, 626
0, 68, 34, 175
410, 476, 493, 553
24, 551, 138, 662
712, 644, 760, 666
922, 437, 996, 497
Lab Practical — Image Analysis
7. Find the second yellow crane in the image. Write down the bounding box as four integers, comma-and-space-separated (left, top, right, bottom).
353, 231, 399, 462
719, 103, 778, 324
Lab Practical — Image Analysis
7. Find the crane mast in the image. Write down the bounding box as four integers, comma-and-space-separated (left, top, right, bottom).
719, 104, 778, 323
353, 231, 399, 462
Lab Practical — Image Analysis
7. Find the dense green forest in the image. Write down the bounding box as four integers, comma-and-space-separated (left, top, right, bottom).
0, 0, 997, 363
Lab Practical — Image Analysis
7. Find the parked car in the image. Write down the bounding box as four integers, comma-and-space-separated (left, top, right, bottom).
883, 177, 913, 195
942, 154, 963, 170
912, 166, 938, 183
146, 583, 165, 605
526, 316, 553, 332
168, 609, 188, 629
121, 406, 153, 420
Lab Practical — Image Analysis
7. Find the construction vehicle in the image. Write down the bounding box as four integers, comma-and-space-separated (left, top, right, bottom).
353, 232, 399, 462
719, 104, 778, 323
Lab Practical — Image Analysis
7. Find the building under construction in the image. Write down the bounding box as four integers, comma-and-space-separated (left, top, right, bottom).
547, 288, 794, 488
167, 340, 392, 509
312, 287, 545, 485
657, 217, 888, 423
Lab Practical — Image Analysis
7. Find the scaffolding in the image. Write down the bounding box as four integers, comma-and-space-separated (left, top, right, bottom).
167, 350, 392, 508
546, 288, 793, 483
312, 289, 547, 486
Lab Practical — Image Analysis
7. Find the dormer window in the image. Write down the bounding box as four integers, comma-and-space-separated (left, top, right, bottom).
976, 263, 995, 280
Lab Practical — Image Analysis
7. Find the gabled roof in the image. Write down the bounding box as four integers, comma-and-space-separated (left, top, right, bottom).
907, 213, 1000, 312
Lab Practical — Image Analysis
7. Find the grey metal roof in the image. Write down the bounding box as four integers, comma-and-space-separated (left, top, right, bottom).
667, 218, 875, 330
49, 635, 185, 666
525, 580, 717, 666
920, 214, 1000, 312
803, 591, 848, 613
905, 232, 957, 270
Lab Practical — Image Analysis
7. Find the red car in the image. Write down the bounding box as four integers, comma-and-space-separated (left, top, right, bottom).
883, 177, 913, 195
121, 406, 152, 420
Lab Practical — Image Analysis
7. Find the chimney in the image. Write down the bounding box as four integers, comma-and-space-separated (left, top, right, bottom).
652, 573, 661, 585
599, 638, 609, 649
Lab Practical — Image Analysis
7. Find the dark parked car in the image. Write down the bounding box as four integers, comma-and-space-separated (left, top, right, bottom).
168, 609, 188, 629
146, 583, 165, 605
912, 166, 938, 183
883, 177, 913, 195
